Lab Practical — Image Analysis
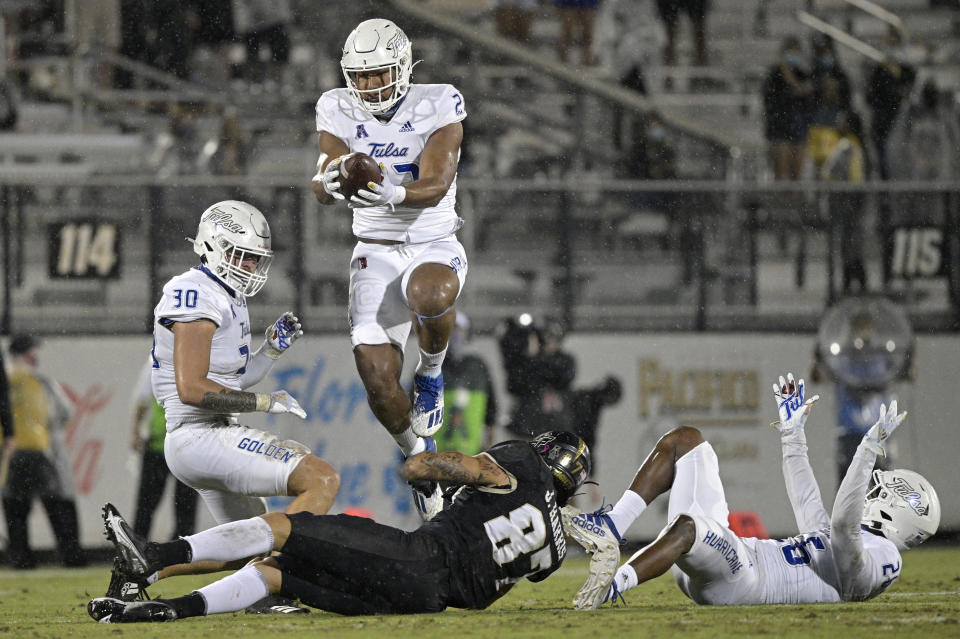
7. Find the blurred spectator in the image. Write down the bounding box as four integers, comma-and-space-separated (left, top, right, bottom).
433, 314, 498, 456
762, 37, 813, 180
821, 111, 868, 295
0, 72, 20, 130
493, 0, 537, 43
636, 117, 678, 179
655, 0, 710, 66
1, 335, 85, 568
553, 0, 600, 66
570, 375, 622, 473
152, 1, 193, 80
233, 0, 292, 85
186, 1, 236, 86
152, 103, 202, 177
209, 107, 248, 176
811, 36, 851, 109
73, 0, 121, 88
812, 299, 914, 488
498, 315, 577, 438
129, 357, 198, 541
807, 75, 845, 177
807, 36, 853, 177
596, 0, 663, 95
866, 27, 916, 180
901, 80, 956, 180
116, 0, 153, 89
0, 347, 12, 494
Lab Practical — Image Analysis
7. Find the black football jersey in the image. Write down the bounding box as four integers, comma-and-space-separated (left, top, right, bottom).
421, 440, 566, 609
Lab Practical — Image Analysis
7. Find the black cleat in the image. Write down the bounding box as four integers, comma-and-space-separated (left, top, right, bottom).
88, 597, 177, 623
245, 594, 310, 614
102, 503, 154, 576
105, 557, 151, 602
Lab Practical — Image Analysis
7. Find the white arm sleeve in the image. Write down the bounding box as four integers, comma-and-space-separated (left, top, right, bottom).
780, 428, 830, 531
830, 441, 879, 600
236, 346, 275, 389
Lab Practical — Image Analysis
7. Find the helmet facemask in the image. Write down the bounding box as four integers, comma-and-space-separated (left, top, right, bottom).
191, 201, 273, 297
214, 237, 272, 297
530, 431, 592, 505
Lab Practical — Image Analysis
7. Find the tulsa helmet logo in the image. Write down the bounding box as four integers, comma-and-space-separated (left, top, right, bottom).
205, 209, 245, 234
886, 477, 927, 516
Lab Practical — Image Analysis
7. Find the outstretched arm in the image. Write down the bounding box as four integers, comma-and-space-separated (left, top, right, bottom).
831, 402, 906, 600
400, 450, 512, 489
771, 373, 829, 531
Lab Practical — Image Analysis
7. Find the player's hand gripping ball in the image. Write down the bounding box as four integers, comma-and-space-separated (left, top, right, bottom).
338, 152, 383, 200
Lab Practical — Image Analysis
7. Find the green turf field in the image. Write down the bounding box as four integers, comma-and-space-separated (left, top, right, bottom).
1, 547, 958, 638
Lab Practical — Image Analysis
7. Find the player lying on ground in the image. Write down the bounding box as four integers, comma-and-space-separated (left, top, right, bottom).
88, 431, 591, 622
108, 201, 339, 613
563, 373, 940, 609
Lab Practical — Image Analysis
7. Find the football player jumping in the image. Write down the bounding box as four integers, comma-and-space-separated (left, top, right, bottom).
311, 19, 468, 520
564, 373, 940, 609
104, 201, 340, 609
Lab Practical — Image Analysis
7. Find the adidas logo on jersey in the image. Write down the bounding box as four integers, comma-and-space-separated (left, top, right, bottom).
398, 121, 415, 133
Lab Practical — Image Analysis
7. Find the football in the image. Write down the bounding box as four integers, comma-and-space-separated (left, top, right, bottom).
338, 152, 383, 199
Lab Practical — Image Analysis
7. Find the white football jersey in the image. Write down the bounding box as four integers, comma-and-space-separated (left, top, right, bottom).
151, 267, 253, 429
315, 83, 467, 243
754, 433, 905, 603
750, 527, 901, 604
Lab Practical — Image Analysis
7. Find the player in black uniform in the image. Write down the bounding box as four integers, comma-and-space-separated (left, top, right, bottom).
88, 431, 591, 622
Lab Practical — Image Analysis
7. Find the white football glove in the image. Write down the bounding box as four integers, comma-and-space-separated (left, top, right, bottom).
262, 312, 303, 359
862, 401, 906, 457
260, 390, 307, 419
349, 178, 404, 210
771, 373, 820, 436
318, 155, 347, 200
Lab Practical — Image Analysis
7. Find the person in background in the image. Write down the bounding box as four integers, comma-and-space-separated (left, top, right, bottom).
655, 0, 710, 66
129, 357, 198, 543
500, 316, 577, 439
866, 27, 915, 180
1, 335, 86, 568
762, 37, 813, 180
433, 313, 498, 456
553, 0, 600, 66
493, 0, 537, 44
821, 111, 868, 295
571, 375, 622, 473
0, 345, 13, 506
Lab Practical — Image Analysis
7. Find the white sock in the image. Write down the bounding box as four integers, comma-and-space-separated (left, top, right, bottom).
197, 565, 269, 615
184, 517, 273, 563
416, 346, 446, 378
145, 571, 159, 585
606, 489, 647, 537
615, 564, 639, 594
393, 427, 420, 457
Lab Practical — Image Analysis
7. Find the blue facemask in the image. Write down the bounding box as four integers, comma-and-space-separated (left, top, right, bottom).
784, 52, 805, 69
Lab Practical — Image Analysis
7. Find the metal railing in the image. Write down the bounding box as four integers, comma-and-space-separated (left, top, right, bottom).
1, 175, 957, 337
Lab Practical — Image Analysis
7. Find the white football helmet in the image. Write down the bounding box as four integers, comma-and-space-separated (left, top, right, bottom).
190, 201, 273, 297
862, 468, 940, 551
341, 18, 414, 115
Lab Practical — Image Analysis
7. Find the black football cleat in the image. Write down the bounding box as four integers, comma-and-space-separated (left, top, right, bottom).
102, 503, 154, 576
88, 597, 177, 623
105, 557, 151, 601
245, 594, 310, 614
